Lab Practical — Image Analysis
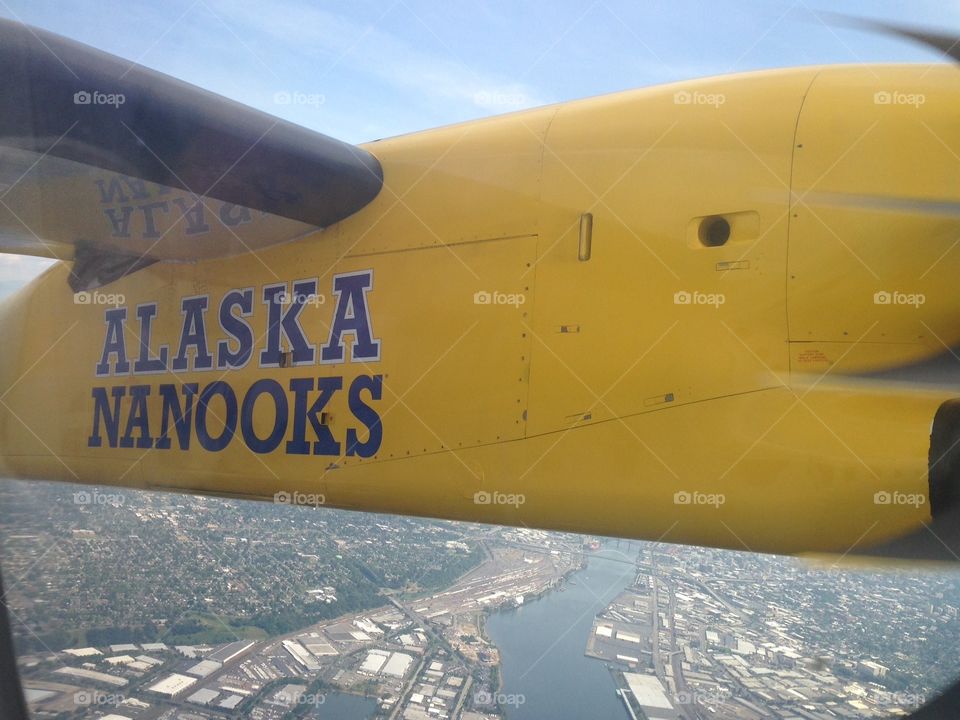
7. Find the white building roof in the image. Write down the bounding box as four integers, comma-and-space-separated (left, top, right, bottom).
63, 647, 101, 657
383, 652, 414, 678
624, 673, 674, 711
105, 655, 136, 665
186, 659, 222, 678
187, 688, 220, 705
360, 650, 388, 674
148, 673, 197, 696
282, 640, 321, 671
219, 694, 244, 709
54, 666, 127, 686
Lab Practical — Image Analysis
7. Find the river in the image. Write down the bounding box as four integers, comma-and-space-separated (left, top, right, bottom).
306, 690, 378, 718
485, 543, 639, 719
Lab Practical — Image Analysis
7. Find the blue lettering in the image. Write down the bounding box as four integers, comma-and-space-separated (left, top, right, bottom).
320, 270, 380, 364
120, 385, 153, 449
195, 381, 237, 452
156, 383, 197, 450
95, 175, 149, 204
240, 379, 288, 453
171, 196, 210, 235
97, 308, 130, 376
103, 206, 134, 238
172, 296, 213, 372
219, 204, 252, 227
88, 386, 126, 447
346, 374, 383, 457
133, 303, 168, 374
217, 289, 254, 369
140, 201, 170, 239
286, 377, 341, 456
259, 280, 318, 367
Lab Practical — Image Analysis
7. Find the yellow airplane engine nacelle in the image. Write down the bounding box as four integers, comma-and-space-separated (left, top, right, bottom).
788, 65, 960, 372
781, 64, 960, 553
2, 63, 960, 558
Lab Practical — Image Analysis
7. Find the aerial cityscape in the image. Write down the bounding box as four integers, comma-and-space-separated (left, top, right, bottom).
1, 479, 958, 720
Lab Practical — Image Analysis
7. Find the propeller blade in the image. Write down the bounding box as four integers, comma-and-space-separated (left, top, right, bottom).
826, 14, 960, 64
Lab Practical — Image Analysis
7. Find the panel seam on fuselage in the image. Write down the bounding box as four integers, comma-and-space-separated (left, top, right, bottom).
785, 68, 823, 376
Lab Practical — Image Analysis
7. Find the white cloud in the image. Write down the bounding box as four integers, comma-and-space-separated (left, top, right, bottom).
0, 255, 56, 298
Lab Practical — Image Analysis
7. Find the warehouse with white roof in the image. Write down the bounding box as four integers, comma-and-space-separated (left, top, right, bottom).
148, 673, 197, 697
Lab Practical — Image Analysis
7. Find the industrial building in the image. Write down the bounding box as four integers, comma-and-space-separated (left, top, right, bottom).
623, 673, 680, 720
281, 639, 321, 671
147, 672, 197, 697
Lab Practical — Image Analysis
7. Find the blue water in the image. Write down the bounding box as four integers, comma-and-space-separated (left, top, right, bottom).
307, 691, 378, 719
485, 544, 637, 719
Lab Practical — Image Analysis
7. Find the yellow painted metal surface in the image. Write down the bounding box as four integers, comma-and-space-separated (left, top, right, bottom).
1, 64, 958, 555
790, 65, 960, 354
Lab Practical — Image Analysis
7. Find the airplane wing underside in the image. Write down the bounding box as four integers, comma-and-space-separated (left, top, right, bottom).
0, 18, 383, 289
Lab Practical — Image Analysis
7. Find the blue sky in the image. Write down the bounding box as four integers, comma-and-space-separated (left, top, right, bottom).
1, 0, 958, 291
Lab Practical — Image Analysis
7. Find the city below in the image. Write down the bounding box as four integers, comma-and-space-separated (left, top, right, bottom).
1, 480, 958, 720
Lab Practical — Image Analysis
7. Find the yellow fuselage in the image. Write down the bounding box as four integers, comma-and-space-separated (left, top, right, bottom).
2, 63, 959, 554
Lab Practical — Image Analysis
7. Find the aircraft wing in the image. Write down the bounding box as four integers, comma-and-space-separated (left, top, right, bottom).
0, 18, 383, 289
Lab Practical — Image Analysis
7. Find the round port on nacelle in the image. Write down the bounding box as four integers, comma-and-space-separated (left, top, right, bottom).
698, 215, 731, 247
